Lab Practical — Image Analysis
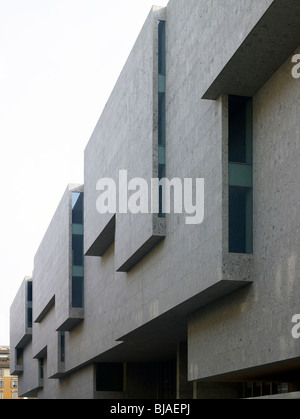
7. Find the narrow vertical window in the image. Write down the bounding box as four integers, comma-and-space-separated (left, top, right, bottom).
27, 281, 32, 328
40, 358, 44, 379
228, 95, 253, 254
158, 20, 166, 218
60, 332, 65, 363
16, 348, 23, 366
72, 192, 84, 308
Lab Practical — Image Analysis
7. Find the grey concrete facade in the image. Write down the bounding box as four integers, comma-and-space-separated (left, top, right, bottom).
10, 0, 300, 399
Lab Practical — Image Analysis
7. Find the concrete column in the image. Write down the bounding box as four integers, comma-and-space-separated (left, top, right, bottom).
176, 342, 193, 399
193, 381, 198, 399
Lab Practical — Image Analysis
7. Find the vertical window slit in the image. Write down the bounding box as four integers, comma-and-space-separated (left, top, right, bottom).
158, 20, 166, 218
72, 192, 84, 308
228, 95, 253, 254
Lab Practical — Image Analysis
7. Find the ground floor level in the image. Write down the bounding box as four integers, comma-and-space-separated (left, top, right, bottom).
21, 341, 300, 399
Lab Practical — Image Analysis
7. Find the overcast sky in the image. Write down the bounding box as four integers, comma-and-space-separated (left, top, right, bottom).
0, 0, 168, 346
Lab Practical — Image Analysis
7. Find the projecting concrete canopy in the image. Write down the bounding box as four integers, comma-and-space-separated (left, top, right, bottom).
202, 0, 300, 100
89, 278, 252, 364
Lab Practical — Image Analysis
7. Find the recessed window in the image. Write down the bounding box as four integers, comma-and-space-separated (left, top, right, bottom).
72, 277, 84, 308
40, 358, 44, 379
228, 95, 253, 254
72, 192, 84, 308
158, 20, 166, 218
16, 348, 23, 366
60, 332, 65, 363
72, 192, 83, 224
72, 234, 84, 266
27, 281, 32, 328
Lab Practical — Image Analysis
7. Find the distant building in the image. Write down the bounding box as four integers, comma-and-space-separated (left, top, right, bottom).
10, 0, 300, 399
0, 347, 19, 399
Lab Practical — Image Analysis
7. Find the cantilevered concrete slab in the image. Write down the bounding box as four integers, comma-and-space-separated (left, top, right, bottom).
86, 278, 252, 364
85, 214, 115, 257
202, 0, 300, 100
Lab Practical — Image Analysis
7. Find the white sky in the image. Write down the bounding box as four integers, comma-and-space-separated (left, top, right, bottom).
0, 0, 168, 346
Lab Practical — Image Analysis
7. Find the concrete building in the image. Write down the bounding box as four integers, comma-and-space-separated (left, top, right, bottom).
10, 0, 300, 399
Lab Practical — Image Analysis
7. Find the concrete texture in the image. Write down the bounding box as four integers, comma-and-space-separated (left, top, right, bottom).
10, 0, 300, 399
202, 0, 300, 99
84, 6, 166, 273
188, 47, 300, 382
10, 277, 32, 375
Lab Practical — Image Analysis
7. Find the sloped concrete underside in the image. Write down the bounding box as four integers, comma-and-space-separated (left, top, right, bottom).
202, 0, 300, 100
92, 279, 252, 363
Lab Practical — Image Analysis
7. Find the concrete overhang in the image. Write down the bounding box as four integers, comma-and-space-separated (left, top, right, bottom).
56, 308, 84, 332
15, 331, 32, 351
198, 355, 300, 385
60, 276, 252, 376
90, 278, 252, 364
202, 0, 300, 100
85, 214, 116, 257
118, 279, 251, 342
116, 234, 165, 272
